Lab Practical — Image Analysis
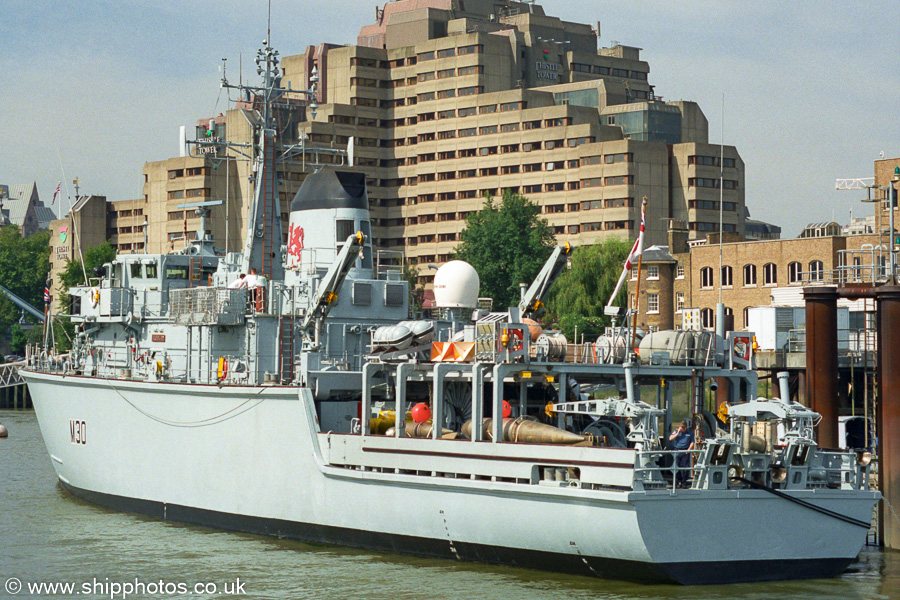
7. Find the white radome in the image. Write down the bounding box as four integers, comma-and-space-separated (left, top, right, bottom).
433, 260, 480, 308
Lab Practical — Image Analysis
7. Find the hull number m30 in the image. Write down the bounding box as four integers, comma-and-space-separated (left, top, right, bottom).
69, 420, 86, 445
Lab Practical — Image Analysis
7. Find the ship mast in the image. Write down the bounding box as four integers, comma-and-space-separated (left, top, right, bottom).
189, 38, 325, 281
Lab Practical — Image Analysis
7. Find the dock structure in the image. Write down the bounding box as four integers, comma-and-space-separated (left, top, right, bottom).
0, 362, 30, 409
803, 285, 900, 549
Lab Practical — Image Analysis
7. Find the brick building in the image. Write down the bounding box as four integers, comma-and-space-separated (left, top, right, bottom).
628, 221, 883, 334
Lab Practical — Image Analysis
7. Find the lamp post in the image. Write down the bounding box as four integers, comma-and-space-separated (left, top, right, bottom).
888, 166, 900, 284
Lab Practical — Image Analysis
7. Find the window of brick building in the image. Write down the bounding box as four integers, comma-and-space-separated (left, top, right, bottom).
809, 260, 824, 282
764, 263, 777, 285
721, 265, 733, 287
700, 267, 713, 288
743, 264, 757, 286
788, 261, 802, 284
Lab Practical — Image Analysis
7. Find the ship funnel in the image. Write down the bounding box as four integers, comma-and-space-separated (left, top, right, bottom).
286, 169, 372, 276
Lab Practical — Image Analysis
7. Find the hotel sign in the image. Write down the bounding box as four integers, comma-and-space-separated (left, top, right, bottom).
535, 61, 561, 81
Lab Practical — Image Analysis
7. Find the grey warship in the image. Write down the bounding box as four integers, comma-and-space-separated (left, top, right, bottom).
21, 39, 878, 585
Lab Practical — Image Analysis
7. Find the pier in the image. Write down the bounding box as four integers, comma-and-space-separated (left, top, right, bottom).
0, 362, 31, 409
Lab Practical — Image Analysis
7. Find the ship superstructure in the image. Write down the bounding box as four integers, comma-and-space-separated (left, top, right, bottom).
20, 40, 879, 586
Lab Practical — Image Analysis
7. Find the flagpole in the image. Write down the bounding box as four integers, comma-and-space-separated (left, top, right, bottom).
630, 198, 648, 354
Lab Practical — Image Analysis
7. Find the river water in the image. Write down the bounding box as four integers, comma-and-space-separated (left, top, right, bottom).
1, 409, 898, 600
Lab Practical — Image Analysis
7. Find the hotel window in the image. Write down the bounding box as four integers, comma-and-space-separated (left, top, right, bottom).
676, 265, 685, 279
788, 261, 802, 284
459, 65, 484, 76
721, 265, 733, 287
605, 153, 633, 164
700, 267, 713, 288
647, 293, 659, 313
545, 182, 565, 192
743, 264, 757, 286
675, 292, 685, 312
604, 175, 634, 186
478, 103, 496, 113
457, 44, 483, 55
648, 266, 659, 280
764, 263, 777, 285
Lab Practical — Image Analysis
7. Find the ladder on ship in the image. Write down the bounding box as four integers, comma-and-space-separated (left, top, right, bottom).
189, 256, 203, 287
278, 314, 295, 384
260, 129, 277, 279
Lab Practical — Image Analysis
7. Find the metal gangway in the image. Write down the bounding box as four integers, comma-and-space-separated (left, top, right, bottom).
0, 361, 25, 390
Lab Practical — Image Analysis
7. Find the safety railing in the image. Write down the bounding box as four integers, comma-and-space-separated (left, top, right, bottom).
787, 327, 877, 355
634, 448, 703, 490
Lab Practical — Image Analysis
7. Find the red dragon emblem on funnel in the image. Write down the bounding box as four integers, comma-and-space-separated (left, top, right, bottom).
287, 221, 304, 268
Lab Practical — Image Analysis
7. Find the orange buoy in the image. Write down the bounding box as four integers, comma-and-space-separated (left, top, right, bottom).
411, 403, 431, 423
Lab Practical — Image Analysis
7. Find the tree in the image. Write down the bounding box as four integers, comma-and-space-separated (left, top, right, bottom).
544, 238, 631, 341
452, 191, 556, 310
401, 260, 425, 316
0, 226, 50, 336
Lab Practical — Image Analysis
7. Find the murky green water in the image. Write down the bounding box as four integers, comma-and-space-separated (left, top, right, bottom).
1, 409, 898, 600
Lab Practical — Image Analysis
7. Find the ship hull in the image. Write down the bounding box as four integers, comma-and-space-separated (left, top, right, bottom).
24, 371, 877, 585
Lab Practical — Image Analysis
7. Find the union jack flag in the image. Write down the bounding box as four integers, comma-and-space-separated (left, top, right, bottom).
44, 284, 51, 305
51, 182, 61, 205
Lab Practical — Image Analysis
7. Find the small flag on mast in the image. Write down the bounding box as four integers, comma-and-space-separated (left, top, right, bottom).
51, 182, 61, 205
606, 199, 646, 307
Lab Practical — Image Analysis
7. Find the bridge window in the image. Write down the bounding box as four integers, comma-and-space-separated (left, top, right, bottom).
165, 266, 189, 280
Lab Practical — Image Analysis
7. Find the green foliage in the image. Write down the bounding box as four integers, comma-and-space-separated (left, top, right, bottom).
0, 226, 50, 334
401, 260, 425, 316
452, 191, 556, 310
10, 323, 44, 353
544, 238, 631, 340
57, 242, 116, 312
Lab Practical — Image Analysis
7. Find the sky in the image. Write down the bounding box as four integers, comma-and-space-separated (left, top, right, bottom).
1, 1, 897, 237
